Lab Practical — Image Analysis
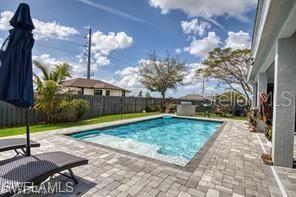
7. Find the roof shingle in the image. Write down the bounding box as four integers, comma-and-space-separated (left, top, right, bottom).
62, 78, 130, 92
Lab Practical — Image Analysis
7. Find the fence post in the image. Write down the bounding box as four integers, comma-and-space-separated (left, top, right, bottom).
134, 97, 137, 113
102, 96, 105, 116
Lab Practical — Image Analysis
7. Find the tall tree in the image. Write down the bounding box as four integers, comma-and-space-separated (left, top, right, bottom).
196, 48, 252, 101
33, 61, 71, 122
138, 52, 187, 104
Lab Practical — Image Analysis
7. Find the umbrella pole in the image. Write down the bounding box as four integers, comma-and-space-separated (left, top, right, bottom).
25, 108, 31, 156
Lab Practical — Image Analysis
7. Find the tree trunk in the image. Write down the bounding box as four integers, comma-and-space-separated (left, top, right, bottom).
161, 92, 165, 112
161, 92, 165, 103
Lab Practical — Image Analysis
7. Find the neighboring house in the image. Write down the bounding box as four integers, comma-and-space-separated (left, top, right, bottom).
178, 94, 207, 102
62, 78, 130, 97
247, 1, 296, 167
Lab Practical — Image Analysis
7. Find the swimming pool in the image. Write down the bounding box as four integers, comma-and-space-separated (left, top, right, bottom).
70, 116, 222, 166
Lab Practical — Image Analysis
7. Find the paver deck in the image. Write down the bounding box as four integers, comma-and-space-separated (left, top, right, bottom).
0, 114, 295, 196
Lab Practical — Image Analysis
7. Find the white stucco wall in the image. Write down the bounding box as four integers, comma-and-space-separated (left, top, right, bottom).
110, 90, 121, 96
64, 87, 127, 96
84, 88, 94, 95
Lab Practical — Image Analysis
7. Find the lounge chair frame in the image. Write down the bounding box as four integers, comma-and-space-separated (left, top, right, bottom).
0, 151, 88, 196
0, 138, 40, 157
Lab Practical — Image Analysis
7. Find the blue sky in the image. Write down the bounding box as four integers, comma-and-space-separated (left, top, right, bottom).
0, 0, 257, 97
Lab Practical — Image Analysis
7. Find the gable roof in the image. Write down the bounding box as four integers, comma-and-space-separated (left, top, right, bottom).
178, 94, 207, 101
62, 78, 131, 92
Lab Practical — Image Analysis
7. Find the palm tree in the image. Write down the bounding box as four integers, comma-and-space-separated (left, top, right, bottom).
33, 61, 71, 123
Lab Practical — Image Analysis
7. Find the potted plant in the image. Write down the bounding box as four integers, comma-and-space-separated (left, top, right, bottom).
264, 123, 272, 141
249, 124, 257, 132
259, 92, 268, 121
261, 119, 273, 165
248, 108, 257, 132
261, 153, 273, 165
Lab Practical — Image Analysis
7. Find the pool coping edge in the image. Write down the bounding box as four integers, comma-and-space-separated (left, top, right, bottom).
61, 115, 227, 172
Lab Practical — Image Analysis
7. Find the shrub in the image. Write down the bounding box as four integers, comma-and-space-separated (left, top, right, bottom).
71, 99, 90, 120
145, 104, 161, 112
234, 108, 242, 116
248, 108, 257, 126
145, 105, 152, 112
160, 105, 166, 113
264, 125, 272, 141
54, 99, 89, 122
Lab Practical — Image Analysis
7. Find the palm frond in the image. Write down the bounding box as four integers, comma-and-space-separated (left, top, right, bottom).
33, 61, 50, 81
52, 62, 72, 83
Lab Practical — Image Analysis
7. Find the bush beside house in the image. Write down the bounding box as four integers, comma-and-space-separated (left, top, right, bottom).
54, 99, 90, 122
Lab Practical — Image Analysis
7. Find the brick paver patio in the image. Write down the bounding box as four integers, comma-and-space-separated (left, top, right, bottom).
1, 115, 295, 196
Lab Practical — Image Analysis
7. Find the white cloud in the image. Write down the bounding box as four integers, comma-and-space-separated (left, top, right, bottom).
182, 63, 206, 90
0, 11, 12, 31
149, 0, 257, 22
109, 59, 224, 97
76, 54, 85, 64
92, 31, 133, 55
108, 59, 151, 95
184, 32, 221, 58
113, 66, 141, 88
32, 54, 85, 78
33, 54, 59, 66
111, 60, 208, 96
183, 63, 200, 89
0, 10, 78, 40
183, 63, 204, 84
225, 31, 251, 49
32, 54, 60, 77
33, 19, 78, 40
94, 54, 110, 66
175, 48, 182, 54
107, 65, 144, 96
91, 31, 133, 66
181, 18, 211, 36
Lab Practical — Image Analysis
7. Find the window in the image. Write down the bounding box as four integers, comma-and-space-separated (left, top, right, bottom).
94, 89, 102, 95
122, 91, 126, 97
77, 88, 84, 95
105, 90, 110, 96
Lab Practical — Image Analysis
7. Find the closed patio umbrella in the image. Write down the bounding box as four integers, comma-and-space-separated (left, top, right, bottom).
0, 3, 35, 156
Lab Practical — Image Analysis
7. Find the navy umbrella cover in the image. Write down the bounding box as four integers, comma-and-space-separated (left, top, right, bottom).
0, 3, 35, 156
0, 3, 35, 108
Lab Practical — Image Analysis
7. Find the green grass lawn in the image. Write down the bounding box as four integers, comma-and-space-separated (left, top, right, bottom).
0, 112, 160, 138
195, 112, 247, 121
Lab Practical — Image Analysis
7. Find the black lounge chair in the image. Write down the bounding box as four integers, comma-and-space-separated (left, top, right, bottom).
0, 151, 88, 196
0, 138, 40, 156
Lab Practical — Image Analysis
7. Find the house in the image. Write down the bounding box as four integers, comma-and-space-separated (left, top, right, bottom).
247, 1, 296, 167
178, 94, 207, 101
62, 78, 131, 97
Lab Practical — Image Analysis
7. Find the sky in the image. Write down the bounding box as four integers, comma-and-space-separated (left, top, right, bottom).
0, 0, 257, 97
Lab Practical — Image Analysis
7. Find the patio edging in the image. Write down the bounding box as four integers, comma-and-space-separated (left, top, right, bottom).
61, 115, 227, 172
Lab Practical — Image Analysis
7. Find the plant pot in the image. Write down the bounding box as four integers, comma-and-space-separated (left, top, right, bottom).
249, 126, 257, 132
261, 154, 273, 165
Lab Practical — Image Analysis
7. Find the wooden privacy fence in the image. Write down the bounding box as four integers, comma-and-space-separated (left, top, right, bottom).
0, 101, 45, 126
63, 95, 163, 119
0, 95, 205, 127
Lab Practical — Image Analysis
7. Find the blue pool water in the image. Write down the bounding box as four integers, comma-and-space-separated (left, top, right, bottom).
71, 117, 222, 166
